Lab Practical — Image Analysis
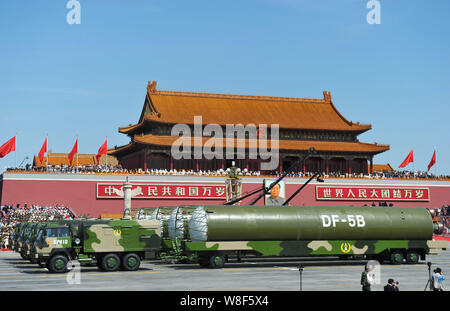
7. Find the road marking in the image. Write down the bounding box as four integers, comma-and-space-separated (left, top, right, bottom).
87, 272, 122, 276
135, 271, 166, 274
39, 274, 67, 278
0, 275, 25, 279
287, 266, 330, 270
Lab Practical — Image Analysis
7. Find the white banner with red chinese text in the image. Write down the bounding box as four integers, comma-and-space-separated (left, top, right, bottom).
316, 186, 430, 201
97, 183, 226, 200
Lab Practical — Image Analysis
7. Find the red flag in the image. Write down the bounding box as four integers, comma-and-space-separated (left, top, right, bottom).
68, 139, 78, 164
398, 149, 414, 168
0, 136, 16, 158
427, 150, 436, 171
96, 140, 107, 164
38, 137, 47, 164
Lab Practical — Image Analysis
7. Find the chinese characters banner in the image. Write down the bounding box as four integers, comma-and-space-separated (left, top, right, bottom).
97, 183, 226, 200
316, 186, 430, 201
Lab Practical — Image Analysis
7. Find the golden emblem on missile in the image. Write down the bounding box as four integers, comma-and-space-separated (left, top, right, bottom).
340, 242, 352, 254
113, 229, 122, 237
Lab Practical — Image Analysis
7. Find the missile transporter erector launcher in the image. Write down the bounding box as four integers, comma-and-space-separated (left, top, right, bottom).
178, 205, 447, 268
32, 219, 161, 273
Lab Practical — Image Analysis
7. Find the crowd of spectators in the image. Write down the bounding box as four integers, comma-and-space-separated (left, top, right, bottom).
4, 165, 450, 180
6, 165, 263, 177
261, 169, 450, 180
0, 204, 75, 249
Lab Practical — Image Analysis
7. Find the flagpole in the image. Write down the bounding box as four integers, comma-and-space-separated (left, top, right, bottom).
46, 133, 48, 172
105, 136, 108, 167
434, 147, 436, 178
76, 135, 79, 173
15, 133, 17, 169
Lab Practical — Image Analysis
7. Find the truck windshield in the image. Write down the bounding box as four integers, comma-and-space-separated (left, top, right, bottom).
46, 228, 70, 237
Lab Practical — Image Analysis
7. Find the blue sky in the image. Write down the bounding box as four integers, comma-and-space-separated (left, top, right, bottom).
0, 0, 449, 174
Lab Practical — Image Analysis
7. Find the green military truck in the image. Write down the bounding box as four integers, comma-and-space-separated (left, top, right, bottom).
10, 222, 24, 251
21, 223, 47, 261
15, 222, 32, 257
33, 218, 161, 273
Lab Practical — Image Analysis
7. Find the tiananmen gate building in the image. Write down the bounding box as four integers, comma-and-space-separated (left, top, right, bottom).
109, 81, 389, 175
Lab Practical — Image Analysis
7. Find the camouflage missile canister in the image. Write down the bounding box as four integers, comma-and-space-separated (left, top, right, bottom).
188, 205, 435, 241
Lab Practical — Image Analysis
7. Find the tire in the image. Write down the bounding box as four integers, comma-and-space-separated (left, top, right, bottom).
406, 251, 420, 264
101, 253, 120, 272
48, 255, 69, 273
390, 251, 405, 265
209, 254, 225, 269
121, 253, 141, 271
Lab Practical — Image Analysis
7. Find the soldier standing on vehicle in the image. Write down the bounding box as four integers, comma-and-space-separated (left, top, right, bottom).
361, 265, 371, 291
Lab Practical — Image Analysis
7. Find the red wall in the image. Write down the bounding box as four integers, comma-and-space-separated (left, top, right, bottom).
1, 173, 449, 217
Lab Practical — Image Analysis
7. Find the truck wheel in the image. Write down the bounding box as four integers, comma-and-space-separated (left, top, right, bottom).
121, 253, 141, 271
390, 251, 404, 265
406, 251, 419, 264
209, 255, 225, 269
101, 253, 120, 272
48, 255, 69, 273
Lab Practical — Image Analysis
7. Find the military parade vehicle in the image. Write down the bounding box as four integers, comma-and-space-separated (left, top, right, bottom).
10, 222, 25, 251
168, 205, 447, 268
16, 222, 32, 257
21, 222, 46, 261
32, 218, 161, 273
135, 205, 449, 268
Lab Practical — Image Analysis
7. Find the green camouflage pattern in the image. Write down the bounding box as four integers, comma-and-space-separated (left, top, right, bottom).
16, 222, 32, 253
11, 223, 25, 251
82, 219, 161, 253
181, 239, 448, 260
22, 223, 46, 259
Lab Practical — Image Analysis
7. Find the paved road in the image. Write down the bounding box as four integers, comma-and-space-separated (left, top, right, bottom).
0, 250, 449, 291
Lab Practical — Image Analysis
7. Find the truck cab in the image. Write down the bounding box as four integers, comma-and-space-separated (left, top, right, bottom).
33, 223, 73, 272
